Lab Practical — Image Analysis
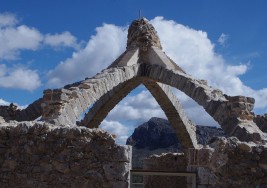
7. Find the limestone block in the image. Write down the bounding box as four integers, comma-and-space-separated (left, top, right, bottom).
78, 82, 91, 89
109, 145, 132, 162
43, 89, 53, 101
147, 47, 180, 71
78, 89, 91, 107
103, 162, 130, 181
68, 99, 83, 120
51, 92, 69, 102
62, 105, 77, 124
0, 116, 5, 123
187, 148, 214, 167
237, 142, 252, 152
191, 86, 208, 106
84, 170, 104, 185
73, 91, 88, 112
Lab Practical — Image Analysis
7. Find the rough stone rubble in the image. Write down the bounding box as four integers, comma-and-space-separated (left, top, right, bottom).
0, 121, 131, 187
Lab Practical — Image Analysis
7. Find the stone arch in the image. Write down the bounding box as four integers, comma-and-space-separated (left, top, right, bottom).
40, 17, 265, 143
41, 63, 264, 142
41, 65, 141, 125
79, 77, 141, 128
79, 78, 197, 149
137, 63, 264, 142
142, 80, 197, 149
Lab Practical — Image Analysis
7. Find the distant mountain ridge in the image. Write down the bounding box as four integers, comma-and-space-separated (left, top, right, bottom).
126, 117, 225, 150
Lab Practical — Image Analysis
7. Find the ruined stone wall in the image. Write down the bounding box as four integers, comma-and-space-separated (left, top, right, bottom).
0, 121, 131, 188
141, 137, 267, 187
0, 104, 19, 122
187, 137, 267, 187
0, 98, 43, 122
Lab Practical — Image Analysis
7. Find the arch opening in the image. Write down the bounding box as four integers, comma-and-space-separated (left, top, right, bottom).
79, 75, 198, 149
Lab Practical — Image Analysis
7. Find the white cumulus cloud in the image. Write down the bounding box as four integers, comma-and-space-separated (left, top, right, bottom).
0, 12, 81, 91
0, 13, 17, 27
44, 31, 80, 49
0, 24, 43, 60
106, 89, 166, 123
46, 23, 127, 87
0, 64, 41, 91
150, 17, 267, 111
100, 120, 130, 144
0, 12, 79, 61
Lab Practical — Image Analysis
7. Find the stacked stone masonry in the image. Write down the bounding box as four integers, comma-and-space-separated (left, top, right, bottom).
254, 114, 267, 133
143, 137, 267, 187
0, 121, 131, 188
0, 98, 42, 122
187, 137, 267, 187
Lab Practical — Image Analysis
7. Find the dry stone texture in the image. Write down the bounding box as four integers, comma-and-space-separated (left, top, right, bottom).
0, 121, 131, 188
140, 137, 267, 187
254, 114, 267, 133
0, 98, 42, 122
187, 137, 267, 187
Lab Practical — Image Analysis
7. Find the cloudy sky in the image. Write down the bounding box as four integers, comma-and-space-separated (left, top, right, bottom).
1, 1, 267, 144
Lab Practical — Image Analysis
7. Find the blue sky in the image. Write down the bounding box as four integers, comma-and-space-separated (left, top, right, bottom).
1, 1, 267, 143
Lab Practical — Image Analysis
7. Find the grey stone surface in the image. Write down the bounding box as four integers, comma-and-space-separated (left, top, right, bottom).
0, 98, 43, 122
140, 137, 267, 187
254, 114, 267, 133
0, 121, 131, 187
0, 116, 4, 123
127, 18, 162, 51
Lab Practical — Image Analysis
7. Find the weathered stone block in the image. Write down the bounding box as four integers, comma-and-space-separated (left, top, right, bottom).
103, 162, 130, 181
187, 148, 214, 167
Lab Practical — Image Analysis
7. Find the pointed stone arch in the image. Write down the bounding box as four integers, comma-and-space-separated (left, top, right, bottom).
41, 62, 264, 143
41, 18, 265, 143
79, 78, 198, 149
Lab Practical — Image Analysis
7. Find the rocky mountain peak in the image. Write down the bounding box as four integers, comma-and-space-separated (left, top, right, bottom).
126, 117, 226, 150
